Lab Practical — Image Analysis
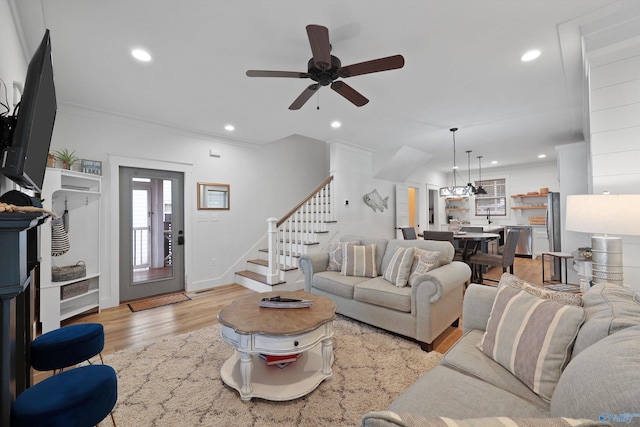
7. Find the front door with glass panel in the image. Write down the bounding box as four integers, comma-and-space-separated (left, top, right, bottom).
119, 167, 185, 301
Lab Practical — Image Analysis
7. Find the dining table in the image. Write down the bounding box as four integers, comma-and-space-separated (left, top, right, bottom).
452, 232, 501, 262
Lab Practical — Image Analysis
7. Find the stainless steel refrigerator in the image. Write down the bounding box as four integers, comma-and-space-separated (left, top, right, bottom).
545, 192, 562, 281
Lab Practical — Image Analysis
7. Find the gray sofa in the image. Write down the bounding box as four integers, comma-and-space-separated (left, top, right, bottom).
362, 276, 640, 427
299, 235, 471, 351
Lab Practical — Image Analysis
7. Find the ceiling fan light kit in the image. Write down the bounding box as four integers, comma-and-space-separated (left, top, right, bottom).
246, 24, 405, 110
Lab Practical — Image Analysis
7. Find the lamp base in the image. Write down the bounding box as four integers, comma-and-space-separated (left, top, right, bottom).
591, 236, 623, 286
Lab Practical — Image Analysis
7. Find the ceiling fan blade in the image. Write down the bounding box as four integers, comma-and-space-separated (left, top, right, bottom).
306, 24, 331, 70
289, 84, 320, 110
246, 70, 309, 78
331, 81, 369, 107
338, 54, 405, 78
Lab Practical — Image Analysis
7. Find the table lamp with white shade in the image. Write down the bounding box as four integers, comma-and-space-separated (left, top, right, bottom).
565, 194, 640, 286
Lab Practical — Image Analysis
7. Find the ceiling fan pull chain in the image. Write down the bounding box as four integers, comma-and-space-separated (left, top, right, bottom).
317, 90, 320, 110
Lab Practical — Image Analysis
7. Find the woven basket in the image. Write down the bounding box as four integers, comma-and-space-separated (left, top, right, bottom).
61, 280, 90, 300
52, 261, 86, 282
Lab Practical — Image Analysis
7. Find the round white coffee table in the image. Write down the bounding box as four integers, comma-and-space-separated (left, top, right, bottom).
217, 290, 335, 401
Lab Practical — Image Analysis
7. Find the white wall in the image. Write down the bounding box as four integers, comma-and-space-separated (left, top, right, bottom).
330, 141, 397, 239
49, 106, 329, 307
588, 43, 640, 290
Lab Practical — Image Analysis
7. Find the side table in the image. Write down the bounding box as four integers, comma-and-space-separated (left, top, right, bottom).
542, 252, 573, 284
573, 257, 593, 293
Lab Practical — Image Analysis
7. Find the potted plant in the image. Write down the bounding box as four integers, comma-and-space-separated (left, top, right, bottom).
53, 149, 78, 170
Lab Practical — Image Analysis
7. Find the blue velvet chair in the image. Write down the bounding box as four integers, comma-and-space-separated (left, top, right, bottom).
11, 364, 117, 427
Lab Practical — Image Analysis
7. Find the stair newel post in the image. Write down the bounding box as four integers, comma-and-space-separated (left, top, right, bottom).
266, 217, 279, 285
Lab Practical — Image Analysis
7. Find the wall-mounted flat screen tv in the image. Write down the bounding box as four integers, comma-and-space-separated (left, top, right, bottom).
0, 29, 56, 193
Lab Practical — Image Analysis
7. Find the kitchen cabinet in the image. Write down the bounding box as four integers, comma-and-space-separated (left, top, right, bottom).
532, 226, 549, 258
39, 168, 101, 333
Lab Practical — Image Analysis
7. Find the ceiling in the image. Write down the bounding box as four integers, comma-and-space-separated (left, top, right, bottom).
9, 0, 640, 175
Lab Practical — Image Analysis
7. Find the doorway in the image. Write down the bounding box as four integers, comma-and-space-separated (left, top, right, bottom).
395, 184, 421, 238
119, 167, 185, 301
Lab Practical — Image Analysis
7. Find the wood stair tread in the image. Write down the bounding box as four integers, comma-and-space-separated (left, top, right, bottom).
279, 239, 320, 246
235, 270, 285, 285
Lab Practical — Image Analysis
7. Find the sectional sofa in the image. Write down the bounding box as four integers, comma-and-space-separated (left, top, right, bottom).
361, 275, 640, 427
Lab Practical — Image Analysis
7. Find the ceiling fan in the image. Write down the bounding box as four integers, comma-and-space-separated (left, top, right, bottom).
246, 24, 405, 110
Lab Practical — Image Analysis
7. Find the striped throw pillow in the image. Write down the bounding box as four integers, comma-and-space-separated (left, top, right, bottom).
341, 243, 378, 278
383, 246, 415, 287
479, 284, 585, 402
327, 240, 360, 271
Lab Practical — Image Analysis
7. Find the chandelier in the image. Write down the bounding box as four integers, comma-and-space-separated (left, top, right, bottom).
465, 150, 477, 195
476, 155, 488, 195
439, 128, 471, 197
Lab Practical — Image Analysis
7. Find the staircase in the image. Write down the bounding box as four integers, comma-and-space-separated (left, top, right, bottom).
234, 176, 337, 292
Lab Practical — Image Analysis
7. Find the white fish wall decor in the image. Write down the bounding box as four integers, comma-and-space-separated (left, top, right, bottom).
363, 189, 389, 212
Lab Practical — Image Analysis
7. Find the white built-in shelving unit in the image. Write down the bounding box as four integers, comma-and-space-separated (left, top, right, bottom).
39, 168, 101, 333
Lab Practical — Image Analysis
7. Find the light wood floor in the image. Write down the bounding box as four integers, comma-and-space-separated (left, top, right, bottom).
34, 257, 546, 383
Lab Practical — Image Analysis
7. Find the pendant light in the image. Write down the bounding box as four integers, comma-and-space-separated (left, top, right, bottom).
439, 128, 471, 197
476, 155, 488, 195
465, 150, 477, 195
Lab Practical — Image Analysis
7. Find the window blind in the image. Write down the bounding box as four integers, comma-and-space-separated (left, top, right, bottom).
475, 178, 506, 216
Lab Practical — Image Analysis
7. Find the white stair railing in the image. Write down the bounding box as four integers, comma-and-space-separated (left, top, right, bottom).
266, 176, 334, 284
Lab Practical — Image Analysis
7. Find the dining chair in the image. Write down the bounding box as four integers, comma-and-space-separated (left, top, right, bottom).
401, 227, 418, 240
457, 226, 484, 261
421, 231, 455, 245
468, 229, 520, 284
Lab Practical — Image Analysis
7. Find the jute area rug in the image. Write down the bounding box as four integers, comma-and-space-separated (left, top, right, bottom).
97, 316, 442, 427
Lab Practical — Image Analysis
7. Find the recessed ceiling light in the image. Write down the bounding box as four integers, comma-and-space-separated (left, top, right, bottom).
521, 49, 541, 62
538, 154, 546, 158
331, 121, 341, 128
131, 48, 152, 62
491, 160, 498, 165
224, 124, 235, 131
